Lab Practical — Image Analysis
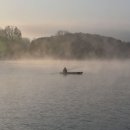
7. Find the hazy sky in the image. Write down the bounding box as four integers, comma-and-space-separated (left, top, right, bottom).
0, 0, 130, 41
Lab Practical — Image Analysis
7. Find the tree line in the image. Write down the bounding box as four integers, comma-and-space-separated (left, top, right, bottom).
0, 26, 130, 59
0, 26, 30, 59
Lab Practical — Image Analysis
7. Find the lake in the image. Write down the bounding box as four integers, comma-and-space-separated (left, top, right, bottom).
0, 60, 130, 130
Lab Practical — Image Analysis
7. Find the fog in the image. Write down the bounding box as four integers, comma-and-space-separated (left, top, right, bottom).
0, 59, 130, 130
3, 59, 130, 72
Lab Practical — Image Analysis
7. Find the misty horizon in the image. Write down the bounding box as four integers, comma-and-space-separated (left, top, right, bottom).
1, 0, 130, 41
20, 25, 130, 42
0, 1, 130, 129
0, 26, 130, 60
1, 25, 130, 42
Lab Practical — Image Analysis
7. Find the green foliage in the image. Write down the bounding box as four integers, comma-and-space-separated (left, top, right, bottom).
4, 26, 22, 40
0, 40, 7, 57
0, 26, 30, 59
30, 33, 130, 59
0, 26, 130, 59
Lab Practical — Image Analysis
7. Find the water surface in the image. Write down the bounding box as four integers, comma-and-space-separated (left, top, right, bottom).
0, 60, 130, 130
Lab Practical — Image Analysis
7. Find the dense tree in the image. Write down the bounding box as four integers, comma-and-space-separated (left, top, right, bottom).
0, 26, 31, 59
56, 30, 70, 36
4, 26, 22, 40
30, 33, 130, 59
0, 26, 130, 59
0, 28, 6, 38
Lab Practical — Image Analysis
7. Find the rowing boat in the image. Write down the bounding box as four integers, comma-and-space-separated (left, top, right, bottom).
60, 72, 83, 75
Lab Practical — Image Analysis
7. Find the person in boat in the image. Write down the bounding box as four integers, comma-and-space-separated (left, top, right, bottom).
63, 67, 67, 74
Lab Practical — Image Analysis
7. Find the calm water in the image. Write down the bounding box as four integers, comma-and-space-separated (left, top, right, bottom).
0, 60, 130, 130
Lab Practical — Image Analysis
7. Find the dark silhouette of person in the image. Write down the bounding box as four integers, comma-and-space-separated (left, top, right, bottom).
63, 67, 67, 74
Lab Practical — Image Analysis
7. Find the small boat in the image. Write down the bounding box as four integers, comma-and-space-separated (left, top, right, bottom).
60, 72, 83, 75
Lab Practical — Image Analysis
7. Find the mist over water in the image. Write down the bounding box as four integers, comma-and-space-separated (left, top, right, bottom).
0, 60, 130, 130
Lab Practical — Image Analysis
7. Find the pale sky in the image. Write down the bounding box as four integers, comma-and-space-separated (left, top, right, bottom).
0, 0, 130, 41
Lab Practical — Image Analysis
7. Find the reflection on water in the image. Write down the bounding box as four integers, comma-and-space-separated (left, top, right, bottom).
0, 60, 130, 130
